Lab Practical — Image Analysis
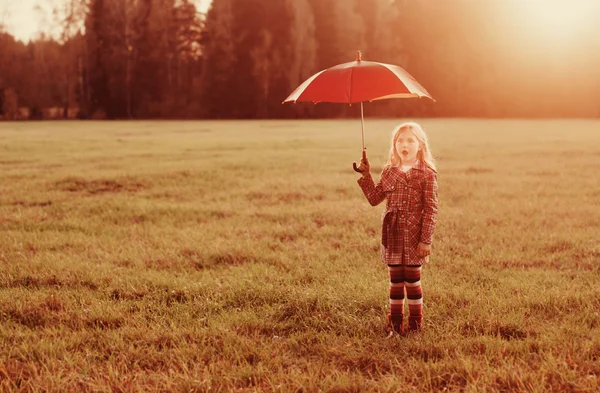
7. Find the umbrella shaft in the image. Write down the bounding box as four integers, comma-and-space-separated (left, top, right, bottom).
361, 102, 365, 151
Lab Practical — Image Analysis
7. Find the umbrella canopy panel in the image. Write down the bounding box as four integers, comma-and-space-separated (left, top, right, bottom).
284, 60, 433, 104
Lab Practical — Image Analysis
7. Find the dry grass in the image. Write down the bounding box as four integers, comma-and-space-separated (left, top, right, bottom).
0, 119, 599, 392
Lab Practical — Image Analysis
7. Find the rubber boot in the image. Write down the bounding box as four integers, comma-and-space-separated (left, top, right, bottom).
408, 315, 422, 333
386, 313, 404, 337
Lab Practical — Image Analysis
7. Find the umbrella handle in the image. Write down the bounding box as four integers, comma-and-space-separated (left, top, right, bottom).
352, 149, 367, 173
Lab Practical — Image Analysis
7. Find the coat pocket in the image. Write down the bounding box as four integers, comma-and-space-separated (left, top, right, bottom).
381, 181, 398, 194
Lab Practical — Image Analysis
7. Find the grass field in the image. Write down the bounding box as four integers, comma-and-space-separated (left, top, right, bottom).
1, 119, 599, 392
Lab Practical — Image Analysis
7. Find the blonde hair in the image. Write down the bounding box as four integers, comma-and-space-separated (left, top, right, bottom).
385, 122, 436, 171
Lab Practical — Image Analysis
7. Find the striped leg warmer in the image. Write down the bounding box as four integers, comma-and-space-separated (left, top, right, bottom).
388, 264, 405, 333
405, 266, 423, 331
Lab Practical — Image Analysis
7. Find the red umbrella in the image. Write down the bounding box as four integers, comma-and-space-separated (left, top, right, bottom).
283, 51, 434, 171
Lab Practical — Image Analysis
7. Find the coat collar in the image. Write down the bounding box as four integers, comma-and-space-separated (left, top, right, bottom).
386, 160, 431, 184
412, 160, 428, 172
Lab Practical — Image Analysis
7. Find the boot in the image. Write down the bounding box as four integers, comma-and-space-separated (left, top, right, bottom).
386, 313, 404, 337
408, 315, 422, 333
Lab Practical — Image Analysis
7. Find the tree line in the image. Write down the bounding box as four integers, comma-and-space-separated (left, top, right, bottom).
1, 0, 599, 120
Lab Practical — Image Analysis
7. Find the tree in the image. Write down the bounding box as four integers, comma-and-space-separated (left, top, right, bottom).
282, 0, 317, 118
170, 0, 205, 117
200, 0, 237, 118
307, 0, 365, 69
86, 0, 112, 118
305, 0, 367, 118
2, 88, 19, 119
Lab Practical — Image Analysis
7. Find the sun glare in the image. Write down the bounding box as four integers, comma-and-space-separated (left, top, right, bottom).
3, 0, 212, 42
516, 0, 600, 43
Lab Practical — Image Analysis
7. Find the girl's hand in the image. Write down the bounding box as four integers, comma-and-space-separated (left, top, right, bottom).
417, 242, 431, 258
353, 150, 370, 176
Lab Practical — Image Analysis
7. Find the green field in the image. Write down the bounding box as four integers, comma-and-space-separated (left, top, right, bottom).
1, 119, 599, 392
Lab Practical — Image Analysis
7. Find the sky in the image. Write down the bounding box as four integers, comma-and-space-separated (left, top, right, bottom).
1, 0, 212, 42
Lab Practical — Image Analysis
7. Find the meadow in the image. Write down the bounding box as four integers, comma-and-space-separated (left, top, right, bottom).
0, 119, 599, 392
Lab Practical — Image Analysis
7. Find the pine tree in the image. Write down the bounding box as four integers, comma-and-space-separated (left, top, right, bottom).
200, 0, 236, 118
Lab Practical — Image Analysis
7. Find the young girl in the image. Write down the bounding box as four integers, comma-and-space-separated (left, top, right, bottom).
355, 122, 438, 336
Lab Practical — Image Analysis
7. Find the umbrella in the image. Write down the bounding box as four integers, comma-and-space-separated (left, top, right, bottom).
283, 51, 434, 171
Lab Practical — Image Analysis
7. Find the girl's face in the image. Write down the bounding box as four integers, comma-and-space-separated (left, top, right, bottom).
395, 128, 420, 164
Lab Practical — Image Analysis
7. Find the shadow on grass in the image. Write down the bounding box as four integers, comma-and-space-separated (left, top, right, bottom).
137, 249, 287, 272
53, 176, 149, 194
4, 275, 102, 290
460, 320, 530, 341
2, 294, 123, 331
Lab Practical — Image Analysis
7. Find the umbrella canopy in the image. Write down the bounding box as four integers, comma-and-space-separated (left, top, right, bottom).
284, 52, 433, 104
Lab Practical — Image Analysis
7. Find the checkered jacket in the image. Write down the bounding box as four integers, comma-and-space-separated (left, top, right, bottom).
357, 161, 438, 265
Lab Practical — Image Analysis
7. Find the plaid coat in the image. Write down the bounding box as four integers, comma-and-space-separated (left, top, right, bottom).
357, 161, 438, 266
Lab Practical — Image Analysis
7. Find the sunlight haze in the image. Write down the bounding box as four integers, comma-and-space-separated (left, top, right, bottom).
1, 0, 55, 42
1, 0, 212, 42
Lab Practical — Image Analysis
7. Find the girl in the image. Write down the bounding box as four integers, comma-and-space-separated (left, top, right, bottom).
355, 122, 438, 336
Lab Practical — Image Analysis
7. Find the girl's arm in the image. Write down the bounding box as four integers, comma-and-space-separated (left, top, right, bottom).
357, 171, 386, 206
420, 171, 439, 244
